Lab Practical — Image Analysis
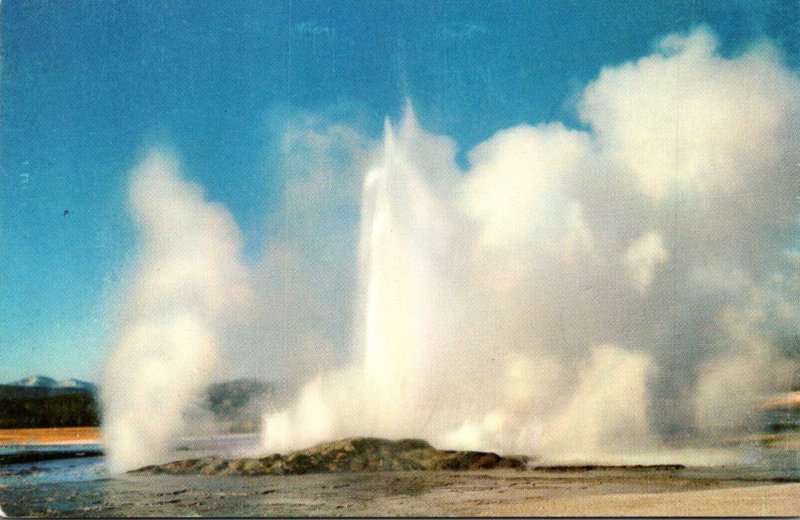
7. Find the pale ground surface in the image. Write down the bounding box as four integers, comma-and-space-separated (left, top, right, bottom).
491, 481, 800, 517
4, 467, 799, 517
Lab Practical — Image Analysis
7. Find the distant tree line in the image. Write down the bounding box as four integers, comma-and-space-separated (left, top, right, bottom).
0, 386, 99, 428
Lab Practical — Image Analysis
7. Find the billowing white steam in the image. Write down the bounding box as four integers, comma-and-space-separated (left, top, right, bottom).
101, 151, 252, 472
103, 28, 800, 471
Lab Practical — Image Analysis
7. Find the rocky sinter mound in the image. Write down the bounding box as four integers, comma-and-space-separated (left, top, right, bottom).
132, 437, 529, 476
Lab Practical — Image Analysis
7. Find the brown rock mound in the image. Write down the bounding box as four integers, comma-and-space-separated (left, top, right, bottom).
132, 437, 528, 476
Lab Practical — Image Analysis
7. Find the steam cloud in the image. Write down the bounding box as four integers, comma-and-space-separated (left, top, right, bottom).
103, 28, 800, 471
101, 152, 252, 472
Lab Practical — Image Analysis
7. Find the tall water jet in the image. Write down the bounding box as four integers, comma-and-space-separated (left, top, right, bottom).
358, 115, 450, 433
262, 107, 461, 451
358, 118, 422, 430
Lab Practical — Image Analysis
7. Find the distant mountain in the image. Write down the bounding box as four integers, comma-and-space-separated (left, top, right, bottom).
12, 376, 97, 393
15, 375, 58, 388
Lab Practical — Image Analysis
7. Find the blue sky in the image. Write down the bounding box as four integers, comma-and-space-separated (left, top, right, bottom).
2, 0, 798, 382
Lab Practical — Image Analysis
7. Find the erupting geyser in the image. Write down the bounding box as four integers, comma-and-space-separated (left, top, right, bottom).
262, 110, 472, 452
260, 106, 661, 460
103, 28, 800, 472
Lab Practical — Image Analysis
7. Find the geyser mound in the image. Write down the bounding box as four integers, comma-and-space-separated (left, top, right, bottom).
132, 437, 528, 475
